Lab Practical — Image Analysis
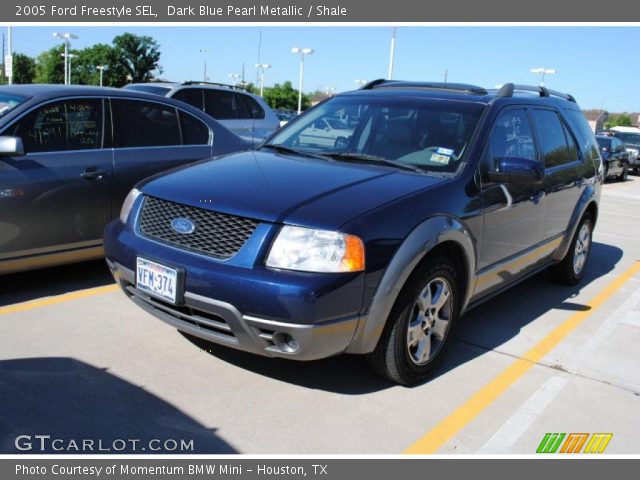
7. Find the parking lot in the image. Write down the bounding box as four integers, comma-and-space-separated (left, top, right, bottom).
1, 177, 639, 455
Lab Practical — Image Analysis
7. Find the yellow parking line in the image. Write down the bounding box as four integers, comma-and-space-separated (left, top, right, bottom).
0, 284, 118, 316
405, 261, 640, 454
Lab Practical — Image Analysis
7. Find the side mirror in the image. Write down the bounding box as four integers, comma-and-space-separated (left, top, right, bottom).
0, 136, 25, 156
487, 157, 543, 184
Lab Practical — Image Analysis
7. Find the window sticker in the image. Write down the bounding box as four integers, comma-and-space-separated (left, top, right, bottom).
430, 153, 450, 164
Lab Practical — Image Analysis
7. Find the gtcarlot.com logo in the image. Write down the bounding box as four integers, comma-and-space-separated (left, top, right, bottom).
536, 433, 613, 454
15, 435, 194, 452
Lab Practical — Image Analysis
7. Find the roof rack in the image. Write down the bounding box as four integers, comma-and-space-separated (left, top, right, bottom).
180, 81, 247, 91
360, 79, 488, 95
496, 83, 576, 103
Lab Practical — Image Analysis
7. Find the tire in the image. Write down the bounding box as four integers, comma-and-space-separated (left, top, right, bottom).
334, 136, 349, 149
367, 256, 461, 385
549, 215, 593, 286
603, 163, 609, 180
618, 162, 628, 181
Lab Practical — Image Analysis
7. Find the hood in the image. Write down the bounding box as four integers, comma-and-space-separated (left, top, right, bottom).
141, 150, 445, 229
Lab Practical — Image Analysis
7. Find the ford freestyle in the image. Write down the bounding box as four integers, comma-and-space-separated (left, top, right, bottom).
104, 81, 602, 385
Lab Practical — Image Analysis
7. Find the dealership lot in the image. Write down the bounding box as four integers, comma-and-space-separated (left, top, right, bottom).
1, 179, 639, 454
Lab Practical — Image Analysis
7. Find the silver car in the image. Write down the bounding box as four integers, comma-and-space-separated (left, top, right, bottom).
123, 82, 280, 143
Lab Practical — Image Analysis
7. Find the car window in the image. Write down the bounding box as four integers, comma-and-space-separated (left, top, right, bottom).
204, 90, 238, 120
563, 109, 601, 163
172, 88, 204, 111
531, 109, 574, 168
179, 110, 210, 145
236, 94, 265, 120
11, 99, 102, 153
562, 122, 579, 163
487, 108, 536, 171
112, 99, 181, 148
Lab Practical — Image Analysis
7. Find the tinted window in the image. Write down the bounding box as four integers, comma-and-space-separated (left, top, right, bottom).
204, 90, 238, 119
532, 110, 573, 168
179, 111, 210, 145
12, 99, 102, 153
597, 138, 611, 150
487, 108, 536, 171
237, 94, 265, 119
563, 109, 601, 162
562, 122, 579, 163
172, 88, 204, 111
113, 99, 181, 148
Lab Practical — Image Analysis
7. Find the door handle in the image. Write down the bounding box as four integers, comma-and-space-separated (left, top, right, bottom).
529, 191, 545, 204
81, 167, 107, 180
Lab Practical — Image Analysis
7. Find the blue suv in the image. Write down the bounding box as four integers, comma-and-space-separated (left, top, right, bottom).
104, 81, 602, 385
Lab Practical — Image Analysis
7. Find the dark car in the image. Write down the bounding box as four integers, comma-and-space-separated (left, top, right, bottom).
0, 85, 248, 275
609, 130, 640, 174
596, 135, 629, 181
104, 81, 602, 385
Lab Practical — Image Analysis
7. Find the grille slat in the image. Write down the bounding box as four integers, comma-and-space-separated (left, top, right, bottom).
138, 196, 259, 260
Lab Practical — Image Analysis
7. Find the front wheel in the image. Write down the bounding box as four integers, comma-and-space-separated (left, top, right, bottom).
367, 256, 461, 385
618, 162, 628, 181
549, 215, 593, 285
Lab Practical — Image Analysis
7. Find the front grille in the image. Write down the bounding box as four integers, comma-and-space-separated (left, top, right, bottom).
138, 196, 259, 260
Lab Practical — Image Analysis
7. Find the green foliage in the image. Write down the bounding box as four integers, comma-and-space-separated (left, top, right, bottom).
263, 81, 310, 111
11, 53, 36, 84
72, 44, 121, 86
34, 45, 65, 84
605, 114, 633, 129
112, 33, 162, 84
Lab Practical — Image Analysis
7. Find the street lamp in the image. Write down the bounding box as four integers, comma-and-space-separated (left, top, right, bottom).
53, 32, 78, 85
228, 73, 241, 87
66, 53, 76, 85
255, 63, 271, 97
291, 47, 313, 114
531, 67, 557, 87
96, 65, 106, 87
200, 49, 210, 82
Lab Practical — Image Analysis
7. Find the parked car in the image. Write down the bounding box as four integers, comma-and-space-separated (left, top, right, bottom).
0, 85, 248, 275
296, 117, 354, 148
105, 80, 601, 385
609, 131, 640, 174
123, 82, 280, 142
596, 135, 629, 180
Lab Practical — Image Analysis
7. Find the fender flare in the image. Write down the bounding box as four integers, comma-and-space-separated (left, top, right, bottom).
552, 184, 599, 262
346, 215, 477, 354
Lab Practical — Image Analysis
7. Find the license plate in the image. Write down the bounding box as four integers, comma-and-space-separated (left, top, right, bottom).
136, 257, 178, 304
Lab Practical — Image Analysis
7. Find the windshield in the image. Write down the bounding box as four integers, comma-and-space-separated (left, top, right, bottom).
0, 93, 28, 118
266, 95, 485, 173
123, 85, 172, 97
612, 132, 640, 145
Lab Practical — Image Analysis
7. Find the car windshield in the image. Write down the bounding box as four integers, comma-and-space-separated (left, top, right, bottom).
612, 132, 640, 145
0, 92, 28, 118
123, 85, 172, 96
265, 95, 485, 173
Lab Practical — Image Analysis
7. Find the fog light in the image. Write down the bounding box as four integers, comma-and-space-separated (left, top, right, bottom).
272, 332, 300, 353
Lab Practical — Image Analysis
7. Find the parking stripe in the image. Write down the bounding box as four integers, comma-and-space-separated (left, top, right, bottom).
404, 261, 640, 454
0, 284, 118, 316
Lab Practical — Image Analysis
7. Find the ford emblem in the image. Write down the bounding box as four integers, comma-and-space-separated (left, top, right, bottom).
170, 217, 195, 234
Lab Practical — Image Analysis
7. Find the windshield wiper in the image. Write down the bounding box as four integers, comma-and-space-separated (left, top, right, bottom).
323, 152, 425, 174
259, 143, 329, 161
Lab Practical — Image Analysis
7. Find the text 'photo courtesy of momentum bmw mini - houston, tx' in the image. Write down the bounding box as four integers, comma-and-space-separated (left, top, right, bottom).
105, 80, 602, 385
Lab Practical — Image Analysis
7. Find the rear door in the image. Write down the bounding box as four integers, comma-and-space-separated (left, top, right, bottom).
110, 98, 213, 213
0, 97, 111, 260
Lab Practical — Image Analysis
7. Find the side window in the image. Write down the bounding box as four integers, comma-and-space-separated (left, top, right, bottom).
562, 122, 579, 163
531, 109, 574, 168
236, 94, 265, 120
486, 108, 536, 171
204, 90, 238, 120
172, 88, 204, 111
112, 99, 181, 148
179, 110, 210, 145
12, 99, 102, 153
563, 109, 601, 163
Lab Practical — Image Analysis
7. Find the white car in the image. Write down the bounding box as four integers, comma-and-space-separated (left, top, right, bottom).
298, 117, 354, 148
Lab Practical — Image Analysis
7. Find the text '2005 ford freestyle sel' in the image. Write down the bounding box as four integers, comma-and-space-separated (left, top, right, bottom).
104, 80, 602, 385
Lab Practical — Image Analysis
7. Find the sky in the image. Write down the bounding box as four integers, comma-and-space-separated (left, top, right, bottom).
4, 26, 640, 112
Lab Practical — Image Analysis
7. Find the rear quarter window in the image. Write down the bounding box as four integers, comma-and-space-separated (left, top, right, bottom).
563, 109, 601, 163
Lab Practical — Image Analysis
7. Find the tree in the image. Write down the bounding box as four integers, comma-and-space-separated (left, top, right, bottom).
7, 53, 36, 84
112, 33, 162, 84
34, 45, 65, 84
263, 81, 310, 111
72, 44, 122, 87
605, 113, 633, 129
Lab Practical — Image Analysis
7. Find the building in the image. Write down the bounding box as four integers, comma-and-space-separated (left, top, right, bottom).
583, 109, 608, 133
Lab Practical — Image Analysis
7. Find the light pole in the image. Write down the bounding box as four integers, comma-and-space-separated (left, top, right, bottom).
228, 73, 241, 87
531, 67, 557, 87
291, 47, 313, 114
53, 32, 78, 85
66, 53, 76, 84
388, 27, 396, 80
200, 49, 210, 82
255, 63, 271, 97
96, 65, 106, 86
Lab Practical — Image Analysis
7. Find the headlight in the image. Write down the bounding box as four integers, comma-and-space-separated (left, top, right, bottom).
266, 226, 365, 273
119, 188, 141, 224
